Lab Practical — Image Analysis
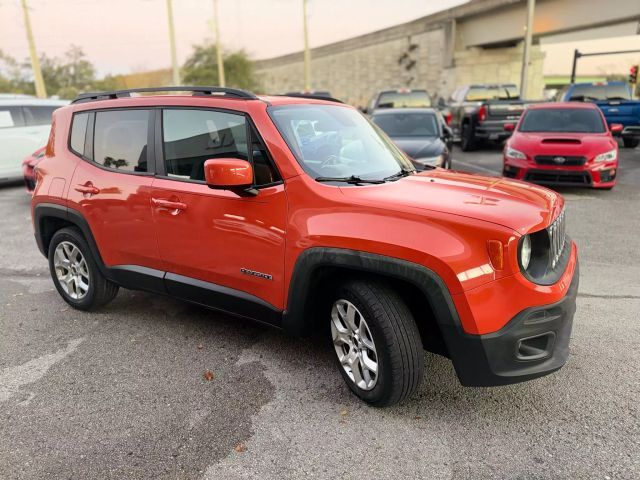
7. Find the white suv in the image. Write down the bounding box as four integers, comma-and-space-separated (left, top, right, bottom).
0, 96, 68, 183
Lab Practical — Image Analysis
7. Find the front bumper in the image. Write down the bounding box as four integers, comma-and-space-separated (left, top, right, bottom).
443, 262, 579, 387
503, 157, 617, 188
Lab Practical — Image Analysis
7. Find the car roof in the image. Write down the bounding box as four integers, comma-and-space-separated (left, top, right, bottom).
527, 102, 598, 110
67, 94, 349, 113
370, 107, 438, 115
0, 98, 69, 107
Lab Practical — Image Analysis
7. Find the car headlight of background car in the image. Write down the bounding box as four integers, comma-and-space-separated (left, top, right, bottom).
505, 145, 526, 160
594, 149, 617, 163
415, 155, 443, 166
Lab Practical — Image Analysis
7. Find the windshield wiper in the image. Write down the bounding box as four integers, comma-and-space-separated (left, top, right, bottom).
383, 168, 415, 182
605, 96, 628, 101
315, 175, 386, 185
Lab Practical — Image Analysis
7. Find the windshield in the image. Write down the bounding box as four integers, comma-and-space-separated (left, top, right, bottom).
376, 90, 431, 108
465, 85, 519, 101
568, 84, 631, 101
519, 108, 606, 133
371, 112, 439, 137
269, 104, 414, 181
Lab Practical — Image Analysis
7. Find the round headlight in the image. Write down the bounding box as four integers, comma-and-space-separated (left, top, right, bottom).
521, 234, 531, 270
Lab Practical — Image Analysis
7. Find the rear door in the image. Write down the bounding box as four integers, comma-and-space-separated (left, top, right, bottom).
67, 108, 161, 271
149, 107, 287, 317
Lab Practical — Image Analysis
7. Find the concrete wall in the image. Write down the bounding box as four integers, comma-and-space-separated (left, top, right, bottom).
256, 28, 445, 107
255, 30, 545, 106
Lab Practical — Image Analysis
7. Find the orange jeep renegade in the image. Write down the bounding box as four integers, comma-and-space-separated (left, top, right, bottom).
31, 87, 578, 406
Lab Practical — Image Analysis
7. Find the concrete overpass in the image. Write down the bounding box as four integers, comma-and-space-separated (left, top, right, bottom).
254, 0, 640, 106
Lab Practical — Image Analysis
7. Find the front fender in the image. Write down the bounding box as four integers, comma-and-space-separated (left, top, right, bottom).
283, 247, 460, 338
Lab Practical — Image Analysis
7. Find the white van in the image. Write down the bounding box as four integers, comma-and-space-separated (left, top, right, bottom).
0, 96, 68, 182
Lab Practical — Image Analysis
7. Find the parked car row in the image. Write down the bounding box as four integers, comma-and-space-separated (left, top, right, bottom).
2, 81, 637, 196
360, 82, 636, 190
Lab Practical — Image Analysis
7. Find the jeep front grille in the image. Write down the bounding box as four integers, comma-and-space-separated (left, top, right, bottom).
548, 209, 566, 269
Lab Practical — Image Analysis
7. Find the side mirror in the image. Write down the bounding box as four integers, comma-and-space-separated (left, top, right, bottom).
504, 123, 515, 132
204, 158, 256, 195
609, 123, 623, 136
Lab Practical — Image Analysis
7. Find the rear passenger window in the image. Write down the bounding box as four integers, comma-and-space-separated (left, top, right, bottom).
0, 107, 25, 128
162, 109, 249, 181
93, 110, 150, 173
70, 113, 89, 156
23, 106, 59, 126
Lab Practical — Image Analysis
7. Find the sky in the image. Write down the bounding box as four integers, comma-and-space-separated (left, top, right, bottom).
0, 0, 639, 78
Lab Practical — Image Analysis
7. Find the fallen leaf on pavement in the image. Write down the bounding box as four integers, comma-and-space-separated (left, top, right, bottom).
203, 370, 214, 381
234, 443, 247, 453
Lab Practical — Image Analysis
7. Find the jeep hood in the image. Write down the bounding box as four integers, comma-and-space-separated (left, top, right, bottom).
339, 170, 563, 234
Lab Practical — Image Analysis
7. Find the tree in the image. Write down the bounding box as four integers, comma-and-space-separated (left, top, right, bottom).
39, 45, 96, 99
182, 44, 256, 90
0, 50, 34, 94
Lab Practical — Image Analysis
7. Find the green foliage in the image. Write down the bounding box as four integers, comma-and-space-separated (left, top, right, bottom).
182, 44, 256, 90
0, 45, 96, 99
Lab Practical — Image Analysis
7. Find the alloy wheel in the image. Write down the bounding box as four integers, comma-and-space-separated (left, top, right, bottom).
54, 241, 90, 300
331, 299, 379, 390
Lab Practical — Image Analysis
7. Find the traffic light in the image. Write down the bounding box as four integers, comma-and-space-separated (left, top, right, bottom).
630, 65, 638, 84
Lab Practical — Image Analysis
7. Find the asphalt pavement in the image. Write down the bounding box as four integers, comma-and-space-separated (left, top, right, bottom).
1, 145, 639, 479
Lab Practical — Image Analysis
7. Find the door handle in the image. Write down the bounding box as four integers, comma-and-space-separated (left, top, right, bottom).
151, 197, 187, 212
75, 184, 100, 195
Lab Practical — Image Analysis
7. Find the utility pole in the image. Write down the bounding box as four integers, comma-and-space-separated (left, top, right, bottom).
519, 0, 535, 99
20, 0, 46, 98
303, 0, 311, 91
166, 0, 181, 86
213, 0, 225, 87
570, 49, 580, 84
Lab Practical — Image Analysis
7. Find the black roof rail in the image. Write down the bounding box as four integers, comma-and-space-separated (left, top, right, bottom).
278, 93, 344, 104
72, 86, 259, 104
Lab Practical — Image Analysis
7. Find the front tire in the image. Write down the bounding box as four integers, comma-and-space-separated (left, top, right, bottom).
623, 137, 639, 149
48, 227, 119, 311
329, 279, 424, 407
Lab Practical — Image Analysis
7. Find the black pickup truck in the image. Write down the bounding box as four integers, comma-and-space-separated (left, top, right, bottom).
447, 84, 529, 151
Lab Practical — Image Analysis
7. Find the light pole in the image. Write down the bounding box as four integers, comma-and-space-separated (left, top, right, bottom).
19, 0, 46, 98
520, 0, 535, 99
166, 0, 181, 86
303, 0, 311, 91
213, 0, 225, 87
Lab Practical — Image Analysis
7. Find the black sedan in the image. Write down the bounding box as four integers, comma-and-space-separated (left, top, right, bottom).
371, 108, 453, 169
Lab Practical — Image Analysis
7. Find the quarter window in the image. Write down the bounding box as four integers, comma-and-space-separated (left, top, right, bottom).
70, 112, 89, 156
93, 109, 150, 173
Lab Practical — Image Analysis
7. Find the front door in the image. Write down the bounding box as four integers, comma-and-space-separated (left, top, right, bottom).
149, 107, 287, 318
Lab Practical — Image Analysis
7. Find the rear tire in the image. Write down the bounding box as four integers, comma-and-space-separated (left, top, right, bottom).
48, 227, 119, 311
623, 137, 639, 149
329, 279, 424, 407
460, 122, 478, 151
